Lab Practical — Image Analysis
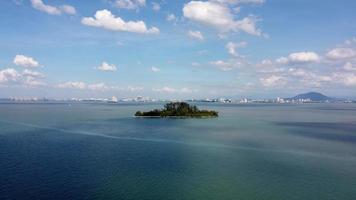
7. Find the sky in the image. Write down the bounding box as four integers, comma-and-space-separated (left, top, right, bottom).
0, 0, 356, 99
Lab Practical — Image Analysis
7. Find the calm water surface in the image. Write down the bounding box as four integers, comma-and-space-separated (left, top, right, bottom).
1, 103, 356, 200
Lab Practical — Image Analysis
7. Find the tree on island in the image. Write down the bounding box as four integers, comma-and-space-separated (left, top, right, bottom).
135, 102, 218, 118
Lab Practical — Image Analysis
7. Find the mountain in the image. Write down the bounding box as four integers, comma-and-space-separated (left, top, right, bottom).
291, 92, 331, 101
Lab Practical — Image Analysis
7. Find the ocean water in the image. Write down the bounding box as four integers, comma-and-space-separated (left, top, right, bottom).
0, 102, 356, 200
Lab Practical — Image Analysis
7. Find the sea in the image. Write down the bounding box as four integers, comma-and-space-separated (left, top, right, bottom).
0, 102, 356, 200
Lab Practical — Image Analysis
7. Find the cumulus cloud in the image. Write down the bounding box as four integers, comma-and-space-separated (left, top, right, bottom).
332, 72, 356, 86
344, 62, 356, 71
166, 14, 177, 22
212, 0, 265, 5
114, 0, 146, 10
31, 0, 60, 15
255, 59, 284, 73
13, 55, 40, 68
252, 39, 356, 90
210, 60, 235, 71
287, 68, 332, 87
288, 51, 320, 63
82, 9, 159, 34
265, 52, 319, 66
87, 83, 110, 91
22, 69, 45, 78
151, 66, 160, 72
188, 30, 204, 40
23, 76, 46, 86
260, 75, 286, 87
57, 81, 86, 90
0, 68, 20, 83
226, 41, 247, 57
345, 37, 356, 46
56, 81, 144, 91
152, 2, 160, 11
97, 62, 117, 71
30, 0, 76, 15
211, 57, 248, 71
153, 86, 193, 94
0, 68, 45, 87
343, 74, 356, 86
60, 5, 76, 15
326, 48, 356, 60
275, 57, 289, 64
183, 1, 262, 36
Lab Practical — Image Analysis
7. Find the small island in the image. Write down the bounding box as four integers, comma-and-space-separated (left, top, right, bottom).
135, 102, 218, 118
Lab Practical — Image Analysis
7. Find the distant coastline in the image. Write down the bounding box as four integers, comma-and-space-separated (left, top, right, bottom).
1, 92, 356, 104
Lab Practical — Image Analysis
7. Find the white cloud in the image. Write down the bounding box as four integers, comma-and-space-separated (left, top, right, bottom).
0, 68, 20, 83
153, 86, 193, 94
211, 60, 235, 71
234, 16, 262, 36
22, 69, 45, 78
275, 57, 289, 64
23, 76, 46, 86
260, 59, 273, 66
211, 57, 247, 71
151, 66, 160, 72
326, 48, 356, 60
30, 0, 76, 15
56, 81, 144, 92
13, 55, 40, 68
31, 0, 60, 15
226, 41, 247, 57
344, 62, 356, 71
211, 0, 265, 5
345, 37, 356, 46
87, 83, 110, 91
343, 74, 356, 86
287, 68, 332, 87
114, 0, 146, 10
57, 81, 86, 90
260, 75, 286, 87
236, 0, 265, 4
97, 62, 117, 71
268, 52, 319, 66
288, 68, 308, 77
288, 51, 320, 63
0, 68, 45, 87
60, 5, 76, 15
188, 30, 204, 40
333, 72, 356, 86
82, 9, 159, 34
252, 40, 356, 90
124, 86, 144, 91
183, 1, 261, 36
166, 14, 177, 22
153, 86, 176, 93
255, 59, 284, 73
152, 2, 160, 11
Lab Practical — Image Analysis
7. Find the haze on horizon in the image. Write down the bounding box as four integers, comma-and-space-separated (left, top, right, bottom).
1, 0, 356, 99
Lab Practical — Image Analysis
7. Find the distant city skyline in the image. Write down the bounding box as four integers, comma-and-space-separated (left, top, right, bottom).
1, 0, 356, 99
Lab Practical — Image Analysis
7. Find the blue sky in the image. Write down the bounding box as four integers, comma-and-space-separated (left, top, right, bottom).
1, 0, 356, 99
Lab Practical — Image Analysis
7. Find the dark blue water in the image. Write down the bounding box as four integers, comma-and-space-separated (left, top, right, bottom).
1, 103, 356, 199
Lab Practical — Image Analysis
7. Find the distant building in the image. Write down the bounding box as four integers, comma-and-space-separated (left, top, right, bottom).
108, 96, 118, 103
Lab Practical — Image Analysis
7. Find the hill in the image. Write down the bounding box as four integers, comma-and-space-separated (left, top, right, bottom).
291, 92, 331, 101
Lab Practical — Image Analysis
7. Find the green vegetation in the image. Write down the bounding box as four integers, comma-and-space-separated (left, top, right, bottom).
135, 102, 218, 118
